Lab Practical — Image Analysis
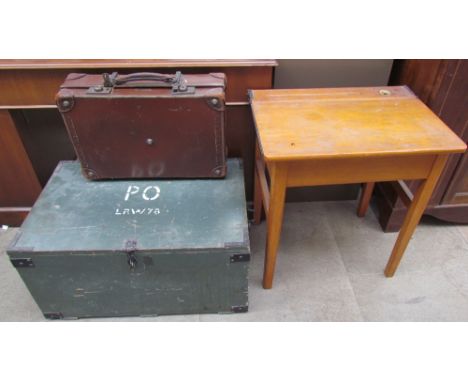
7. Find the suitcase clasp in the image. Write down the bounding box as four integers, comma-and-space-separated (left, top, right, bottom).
171, 71, 195, 95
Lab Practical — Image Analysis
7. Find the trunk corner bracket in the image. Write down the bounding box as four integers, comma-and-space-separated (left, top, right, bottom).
11, 258, 35, 268
231, 305, 248, 313
44, 312, 64, 320
230, 254, 250, 263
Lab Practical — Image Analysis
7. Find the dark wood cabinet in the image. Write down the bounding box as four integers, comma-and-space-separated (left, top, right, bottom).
376, 59, 468, 231
0, 60, 277, 226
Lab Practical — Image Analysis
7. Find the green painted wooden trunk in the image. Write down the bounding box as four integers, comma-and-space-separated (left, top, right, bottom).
8, 159, 250, 319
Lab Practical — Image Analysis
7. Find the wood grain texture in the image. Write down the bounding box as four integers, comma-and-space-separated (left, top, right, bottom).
263, 163, 287, 289
253, 141, 264, 224
422, 60, 467, 206
443, 153, 468, 204
437, 60, 468, 205
257, 159, 270, 217
0, 65, 275, 106
250, 86, 466, 161
0, 59, 278, 69
428, 204, 468, 223
0, 110, 42, 208
389, 60, 443, 104
390, 181, 413, 208
253, 168, 263, 225
252, 86, 467, 288
357, 182, 375, 217
286, 155, 434, 187
379, 59, 468, 229
385, 155, 449, 276
0, 61, 276, 225
10, 109, 76, 186
0, 207, 31, 226
225, 105, 257, 197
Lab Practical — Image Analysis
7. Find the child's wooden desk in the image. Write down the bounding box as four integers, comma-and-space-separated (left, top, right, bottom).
250, 86, 466, 289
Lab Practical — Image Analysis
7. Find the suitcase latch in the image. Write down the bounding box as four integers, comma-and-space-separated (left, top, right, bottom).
125, 240, 138, 269
87, 85, 113, 95
171, 71, 195, 95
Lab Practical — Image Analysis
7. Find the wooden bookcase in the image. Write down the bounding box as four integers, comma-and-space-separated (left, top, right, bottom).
376, 59, 468, 231
0, 60, 277, 226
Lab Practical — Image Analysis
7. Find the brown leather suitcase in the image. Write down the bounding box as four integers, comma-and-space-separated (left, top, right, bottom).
56, 71, 226, 179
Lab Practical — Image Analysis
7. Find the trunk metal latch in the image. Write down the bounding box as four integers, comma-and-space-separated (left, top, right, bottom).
125, 240, 138, 269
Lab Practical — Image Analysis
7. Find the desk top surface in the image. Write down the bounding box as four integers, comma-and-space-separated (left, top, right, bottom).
0, 59, 278, 70
250, 86, 466, 161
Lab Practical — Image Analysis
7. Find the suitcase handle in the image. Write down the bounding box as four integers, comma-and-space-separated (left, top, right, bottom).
103, 71, 183, 88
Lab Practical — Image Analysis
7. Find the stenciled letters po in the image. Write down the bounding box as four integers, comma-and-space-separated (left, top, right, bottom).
124, 185, 160, 201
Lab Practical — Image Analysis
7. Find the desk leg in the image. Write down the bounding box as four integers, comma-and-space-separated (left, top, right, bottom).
263, 163, 287, 289
253, 166, 263, 224
357, 182, 375, 217
384, 155, 448, 277
253, 142, 263, 225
